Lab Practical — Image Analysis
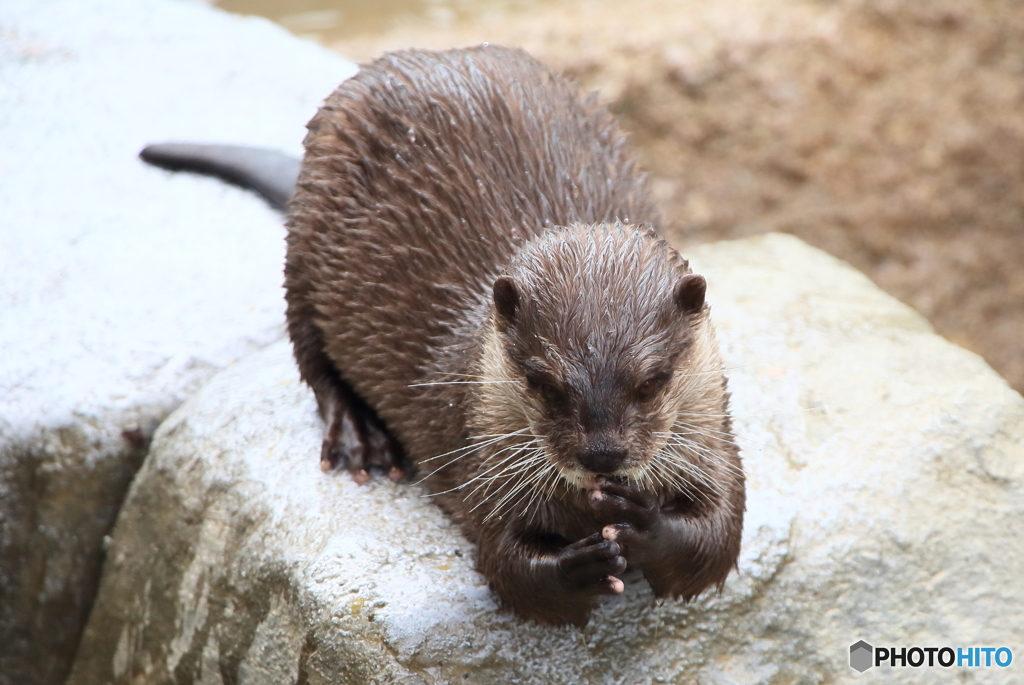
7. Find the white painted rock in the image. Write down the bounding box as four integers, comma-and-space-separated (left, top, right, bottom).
69, 234, 1024, 684
0, 0, 356, 682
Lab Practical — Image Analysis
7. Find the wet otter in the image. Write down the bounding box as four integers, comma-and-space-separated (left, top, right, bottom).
140, 44, 744, 626
285, 45, 745, 627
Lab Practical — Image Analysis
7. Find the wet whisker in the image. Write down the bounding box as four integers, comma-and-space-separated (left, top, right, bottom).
660, 438, 745, 480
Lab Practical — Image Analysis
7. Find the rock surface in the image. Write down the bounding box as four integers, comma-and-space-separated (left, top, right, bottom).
0, 1, 356, 682
69, 234, 1024, 685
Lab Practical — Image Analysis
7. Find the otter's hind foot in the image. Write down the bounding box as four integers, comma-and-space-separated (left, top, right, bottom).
319, 384, 409, 483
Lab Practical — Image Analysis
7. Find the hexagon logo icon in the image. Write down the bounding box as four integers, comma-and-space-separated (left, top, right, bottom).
850, 640, 873, 672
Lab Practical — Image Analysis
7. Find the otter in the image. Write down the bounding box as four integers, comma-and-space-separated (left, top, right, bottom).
140, 45, 744, 626
283, 45, 745, 627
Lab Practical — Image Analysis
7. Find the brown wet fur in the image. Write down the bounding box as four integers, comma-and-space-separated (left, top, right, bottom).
286, 45, 744, 626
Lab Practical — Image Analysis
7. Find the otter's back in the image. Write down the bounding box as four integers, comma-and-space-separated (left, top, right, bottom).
286, 46, 657, 455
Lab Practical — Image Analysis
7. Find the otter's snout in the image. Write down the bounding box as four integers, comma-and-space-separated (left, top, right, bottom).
578, 438, 628, 473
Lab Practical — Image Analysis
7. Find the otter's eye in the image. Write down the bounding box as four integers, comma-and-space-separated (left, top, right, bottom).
637, 376, 666, 401
538, 382, 562, 404
527, 376, 564, 406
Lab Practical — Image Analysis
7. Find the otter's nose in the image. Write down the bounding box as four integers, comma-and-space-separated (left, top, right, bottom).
578, 439, 628, 473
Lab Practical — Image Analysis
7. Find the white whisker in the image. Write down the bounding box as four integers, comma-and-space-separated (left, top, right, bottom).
420, 438, 539, 493
408, 380, 519, 387
419, 427, 532, 464
661, 438, 744, 481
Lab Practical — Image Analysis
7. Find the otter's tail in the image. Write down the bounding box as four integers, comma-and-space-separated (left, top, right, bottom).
139, 143, 300, 212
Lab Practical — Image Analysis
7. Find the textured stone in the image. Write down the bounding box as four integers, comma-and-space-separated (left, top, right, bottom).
69, 234, 1024, 684
0, 1, 356, 682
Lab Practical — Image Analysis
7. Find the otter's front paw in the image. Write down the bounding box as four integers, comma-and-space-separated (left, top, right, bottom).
557, 533, 627, 596
587, 478, 659, 530
588, 479, 667, 568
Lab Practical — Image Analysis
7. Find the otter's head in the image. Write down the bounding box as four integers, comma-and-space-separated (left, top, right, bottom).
473, 223, 726, 494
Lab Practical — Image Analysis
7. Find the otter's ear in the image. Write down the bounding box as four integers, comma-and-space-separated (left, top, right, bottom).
493, 276, 520, 328
674, 273, 706, 315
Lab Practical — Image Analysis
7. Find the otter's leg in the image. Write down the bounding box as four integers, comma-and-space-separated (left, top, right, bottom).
317, 378, 407, 482
287, 302, 407, 482
477, 528, 626, 627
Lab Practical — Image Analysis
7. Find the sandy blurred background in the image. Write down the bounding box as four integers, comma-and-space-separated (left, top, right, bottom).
217, 0, 1024, 395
